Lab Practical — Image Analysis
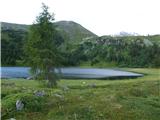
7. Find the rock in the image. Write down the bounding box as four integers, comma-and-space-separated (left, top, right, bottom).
113, 103, 122, 109
16, 100, 24, 111
82, 81, 86, 84
22, 87, 26, 90
34, 90, 45, 97
26, 76, 33, 80
9, 118, 16, 120
54, 93, 64, 101
54, 93, 63, 98
79, 96, 83, 100
60, 85, 69, 91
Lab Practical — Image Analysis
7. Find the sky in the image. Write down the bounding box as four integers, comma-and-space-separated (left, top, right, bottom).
0, 0, 160, 36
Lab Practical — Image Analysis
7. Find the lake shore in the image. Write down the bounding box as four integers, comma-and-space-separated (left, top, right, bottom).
1, 68, 160, 120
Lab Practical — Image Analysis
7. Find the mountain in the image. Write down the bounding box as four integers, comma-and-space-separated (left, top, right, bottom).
1, 22, 29, 31
114, 31, 139, 36
1, 21, 97, 43
55, 21, 97, 43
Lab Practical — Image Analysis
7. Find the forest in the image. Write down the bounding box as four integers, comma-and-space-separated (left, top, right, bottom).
1, 23, 160, 68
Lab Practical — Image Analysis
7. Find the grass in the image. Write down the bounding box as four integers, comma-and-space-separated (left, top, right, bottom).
1, 68, 160, 120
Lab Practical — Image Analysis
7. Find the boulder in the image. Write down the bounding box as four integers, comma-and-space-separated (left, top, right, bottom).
16, 100, 24, 111
9, 118, 16, 120
34, 90, 45, 97
60, 85, 69, 91
54, 93, 63, 98
26, 76, 33, 80
82, 81, 86, 84
54, 93, 64, 101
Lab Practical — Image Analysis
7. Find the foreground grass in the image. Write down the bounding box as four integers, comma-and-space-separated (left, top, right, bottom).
1, 68, 160, 120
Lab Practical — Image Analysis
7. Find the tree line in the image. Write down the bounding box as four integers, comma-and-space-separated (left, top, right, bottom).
2, 27, 160, 68
71, 36, 160, 68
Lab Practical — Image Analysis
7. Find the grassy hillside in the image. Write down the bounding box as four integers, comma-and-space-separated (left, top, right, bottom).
1, 22, 160, 67
76, 35, 160, 67
1, 22, 29, 31
1, 21, 97, 43
55, 21, 97, 43
1, 21, 97, 66
1, 68, 160, 120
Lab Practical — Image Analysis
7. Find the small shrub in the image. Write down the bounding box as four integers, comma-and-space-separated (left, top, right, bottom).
2, 93, 46, 119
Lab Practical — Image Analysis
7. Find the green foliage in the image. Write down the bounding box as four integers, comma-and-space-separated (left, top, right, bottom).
25, 3, 63, 87
1, 29, 27, 66
1, 20, 160, 68
1, 93, 46, 119
77, 36, 160, 68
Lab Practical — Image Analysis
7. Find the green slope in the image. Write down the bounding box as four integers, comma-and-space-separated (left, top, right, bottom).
1, 68, 160, 120
1, 22, 29, 31
55, 21, 97, 43
1, 21, 97, 43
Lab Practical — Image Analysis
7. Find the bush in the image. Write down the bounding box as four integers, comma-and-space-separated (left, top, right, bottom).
2, 93, 46, 119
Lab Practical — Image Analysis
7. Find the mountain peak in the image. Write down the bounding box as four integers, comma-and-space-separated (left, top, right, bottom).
114, 31, 139, 36
1, 21, 97, 43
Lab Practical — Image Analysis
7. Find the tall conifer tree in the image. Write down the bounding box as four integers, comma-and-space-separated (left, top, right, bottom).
25, 3, 63, 87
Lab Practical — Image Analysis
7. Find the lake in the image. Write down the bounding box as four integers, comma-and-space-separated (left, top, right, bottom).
1, 67, 143, 79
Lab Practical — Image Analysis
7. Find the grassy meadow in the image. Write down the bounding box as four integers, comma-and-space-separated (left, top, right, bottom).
1, 68, 160, 120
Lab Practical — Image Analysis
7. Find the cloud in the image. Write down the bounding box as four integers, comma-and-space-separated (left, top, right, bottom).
0, 0, 160, 35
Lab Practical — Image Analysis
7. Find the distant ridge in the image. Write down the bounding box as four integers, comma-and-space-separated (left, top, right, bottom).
113, 31, 139, 37
55, 21, 97, 42
1, 22, 29, 31
1, 21, 97, 43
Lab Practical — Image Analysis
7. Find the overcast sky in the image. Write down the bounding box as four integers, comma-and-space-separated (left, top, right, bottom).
0, 0, 160, 36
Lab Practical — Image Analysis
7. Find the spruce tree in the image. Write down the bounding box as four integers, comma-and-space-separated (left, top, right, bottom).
25, 3, 63, 87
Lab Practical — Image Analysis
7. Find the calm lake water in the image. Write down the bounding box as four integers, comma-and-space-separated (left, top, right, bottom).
1, 67, 143, 79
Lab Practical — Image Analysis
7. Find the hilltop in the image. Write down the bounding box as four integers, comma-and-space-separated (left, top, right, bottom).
1, 21, 97, 43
